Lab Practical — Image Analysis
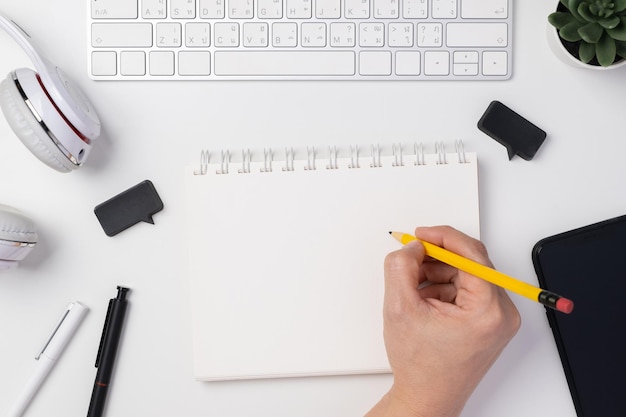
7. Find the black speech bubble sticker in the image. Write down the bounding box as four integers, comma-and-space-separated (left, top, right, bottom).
94, 180, 164, 237
478, 101, 547, 161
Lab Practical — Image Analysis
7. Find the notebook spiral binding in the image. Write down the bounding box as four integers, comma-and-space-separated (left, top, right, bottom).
194, 140, 468, 176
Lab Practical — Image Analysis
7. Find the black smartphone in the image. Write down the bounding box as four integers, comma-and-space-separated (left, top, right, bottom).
532, 215, 626, 417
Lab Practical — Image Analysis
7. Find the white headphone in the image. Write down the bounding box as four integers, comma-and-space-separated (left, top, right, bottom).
0, 204, 37, 270
0, 13, 101, 268
0, 13, 101, 172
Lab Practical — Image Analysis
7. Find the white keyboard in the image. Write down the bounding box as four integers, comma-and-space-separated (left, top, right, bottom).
88, 0, 512, 80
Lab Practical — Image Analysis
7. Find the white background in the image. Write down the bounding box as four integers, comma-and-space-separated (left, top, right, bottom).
0, 1, 623, 416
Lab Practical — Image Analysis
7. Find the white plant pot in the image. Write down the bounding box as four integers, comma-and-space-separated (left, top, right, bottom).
546, 21, 626, 70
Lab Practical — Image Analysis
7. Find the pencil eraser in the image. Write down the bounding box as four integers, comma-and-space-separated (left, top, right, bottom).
556, 297, 574, 314
477, 101, 547, 161
94, 180, 164, 237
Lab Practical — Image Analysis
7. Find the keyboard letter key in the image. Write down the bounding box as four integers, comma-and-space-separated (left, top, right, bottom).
316, 0, 341, 18
143, 0, 167, 18
272, 23, 298, 46
171, 0, 197, 18
344, 0, 370, 18
259, 0, 284, 18
200, 0, 225, 18
186, 23, 211, 47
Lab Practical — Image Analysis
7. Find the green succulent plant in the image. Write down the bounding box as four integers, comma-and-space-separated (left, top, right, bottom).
549, 0, 626, 66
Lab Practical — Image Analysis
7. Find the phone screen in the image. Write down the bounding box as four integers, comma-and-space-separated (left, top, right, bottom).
532, 216, 626, 416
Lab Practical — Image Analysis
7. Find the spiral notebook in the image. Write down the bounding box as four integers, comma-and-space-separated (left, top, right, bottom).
184, 142, 480, 381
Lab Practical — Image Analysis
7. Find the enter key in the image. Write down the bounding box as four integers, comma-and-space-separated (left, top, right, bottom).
461, 0, 508, 19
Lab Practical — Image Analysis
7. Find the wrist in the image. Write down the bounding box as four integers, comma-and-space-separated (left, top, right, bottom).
365, 385, 464, 417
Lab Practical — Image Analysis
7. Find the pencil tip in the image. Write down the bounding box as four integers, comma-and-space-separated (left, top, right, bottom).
388, 231, 392, 234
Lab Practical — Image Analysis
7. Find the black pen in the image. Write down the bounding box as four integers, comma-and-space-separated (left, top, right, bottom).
87, 286, 130, 417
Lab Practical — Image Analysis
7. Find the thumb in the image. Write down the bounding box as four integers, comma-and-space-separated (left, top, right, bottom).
383, 240, 427, 317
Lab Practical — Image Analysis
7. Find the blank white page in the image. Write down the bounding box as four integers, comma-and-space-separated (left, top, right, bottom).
184, 148, 479, 381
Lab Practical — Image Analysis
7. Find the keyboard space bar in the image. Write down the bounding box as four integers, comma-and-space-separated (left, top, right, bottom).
214, 51, 355, 76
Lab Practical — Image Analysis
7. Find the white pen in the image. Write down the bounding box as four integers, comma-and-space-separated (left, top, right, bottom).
7, 302, 87, 417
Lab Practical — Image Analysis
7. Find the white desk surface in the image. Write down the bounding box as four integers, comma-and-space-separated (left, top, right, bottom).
1, 1, 623, 416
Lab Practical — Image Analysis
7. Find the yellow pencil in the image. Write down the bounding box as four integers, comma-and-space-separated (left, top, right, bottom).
389, 232, 574, 314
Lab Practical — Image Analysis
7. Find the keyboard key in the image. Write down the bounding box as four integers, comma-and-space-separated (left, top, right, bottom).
91, 51, 117, 76
461, 0, 508, 19
359, 23, 385, 47
344, 0, 370, 18
91, 0, 138, 19
395, 51, 420, 75
432, 0, 456, 19
214, 51, 355, 75
453, 51, 479, 75
142, 0, 167, 19
424, 51, 449, 75
482, 51, 508, 75
273, 23, 298, 46
302, 23, 327, 47
150, 51, 175, 75
286, 0, 313, 18
214, 23, 240, 47
186, 23, 211, 47
417, 23, 442, 47
259, 0, 284, 18
156, 23, 182, 47
171, 0, 197, 18
453, 50, 479, 63
200, 0, 225, 18
403, 0, 427, 18
92, 23, 153, 47
316, 0, 341, 18
179, 51, 211, 75
120, 51, 147, 75
373, 0, 399, 18
389, 23, 414, 47
359, 51, 391, 75
229, 0, 255, 18
243, 23, 270, 47
453, 63, 478, 76
330, 23, 356, 47
446, 23, 507, 47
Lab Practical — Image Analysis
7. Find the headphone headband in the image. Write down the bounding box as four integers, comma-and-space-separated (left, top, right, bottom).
0, 13, 101, 140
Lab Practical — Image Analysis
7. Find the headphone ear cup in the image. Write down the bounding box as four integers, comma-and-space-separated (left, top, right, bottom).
0, 72, 76, 173
0, 204, 37, 267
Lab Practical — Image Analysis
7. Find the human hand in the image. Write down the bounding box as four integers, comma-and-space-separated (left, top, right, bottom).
366, 226, 521, 417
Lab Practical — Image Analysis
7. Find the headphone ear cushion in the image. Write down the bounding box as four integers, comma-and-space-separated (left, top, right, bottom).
0, 73, 75, 173
0, 204, 37, 263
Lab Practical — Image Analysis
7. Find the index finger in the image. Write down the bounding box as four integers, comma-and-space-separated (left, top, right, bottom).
415, 226, 492, 268
414, 226, 498, 297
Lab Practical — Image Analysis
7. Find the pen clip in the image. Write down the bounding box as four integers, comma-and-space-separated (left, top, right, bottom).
35, 307, 71, 360
95, 299, 114, 368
